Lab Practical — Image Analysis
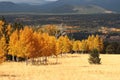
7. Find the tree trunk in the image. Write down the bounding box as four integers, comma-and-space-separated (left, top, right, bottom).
12, 55, 15, 61
56, 56, 58, 64
26, 57, 28, 65
45, 57, 47, 64
16, 57, 19, 62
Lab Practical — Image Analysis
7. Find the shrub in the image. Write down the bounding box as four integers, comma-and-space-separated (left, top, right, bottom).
88, 49, 101, 64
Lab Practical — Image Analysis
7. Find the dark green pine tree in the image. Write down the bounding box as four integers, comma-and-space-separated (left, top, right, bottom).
88, 49, 101, 64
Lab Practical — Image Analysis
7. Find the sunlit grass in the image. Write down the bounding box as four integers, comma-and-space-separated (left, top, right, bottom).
0, 54, 120, 80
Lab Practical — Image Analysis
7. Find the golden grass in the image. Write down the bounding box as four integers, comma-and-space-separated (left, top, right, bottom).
0, 54, 120, 80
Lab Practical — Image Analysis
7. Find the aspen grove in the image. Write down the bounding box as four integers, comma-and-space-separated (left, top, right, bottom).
0, 20, 103, 64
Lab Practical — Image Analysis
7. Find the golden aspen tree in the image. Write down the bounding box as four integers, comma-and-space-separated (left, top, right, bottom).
93, 35, 99, 51
37, 33, 52, 64
31, 32, 52, 59
87, 35, 95, 51
93, 35, 103, 52
55, 41, 61, 55
0, 36, 7, 52
49, 36, 63, 63
8, 30, 19, 61
18, 26, 34, 58
49, 36, 57, 55
81, 40, 88, 53
72, 40, 80, 53
67, 36, 73, 53
32, 32, 43, 58
40, 33, 49, 56
41, 34, 60, 63
54, 41, 61, 63
87, 35, 103, 52
0, 48, 5, 63
57, 36, 65, 54
78, 41, 82, 52
0, 21, 12, 42
36, 33, 47, 57
0, 36, 7, 63
61, 36, 72, 54
62, 36, 68, 53
0, 20, 12, 61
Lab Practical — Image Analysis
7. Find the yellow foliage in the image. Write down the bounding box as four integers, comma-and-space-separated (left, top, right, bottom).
7, 24, 12, 35
0, 48, 5, 63
55, 41, 61, 55
58, 36, 72, 53
81, 40, 88, 52
72, 40, 80, 52
87, 35, 103, 52
0, 36, 7, 54
19, 26, 34, 58
9, 30, 19, 56
8, 24, 103, 61
0, 36, 6, 63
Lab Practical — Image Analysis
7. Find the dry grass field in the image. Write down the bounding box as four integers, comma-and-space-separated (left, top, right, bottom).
0, 54, 120, 80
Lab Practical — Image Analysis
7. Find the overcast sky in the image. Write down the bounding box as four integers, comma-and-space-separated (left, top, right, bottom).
0, 0, 58, 4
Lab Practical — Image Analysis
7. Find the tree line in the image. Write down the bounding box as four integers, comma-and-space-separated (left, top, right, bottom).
0, 20, 103, 64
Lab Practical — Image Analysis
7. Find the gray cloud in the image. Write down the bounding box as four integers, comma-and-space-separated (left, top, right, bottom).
0, 0, 58, 4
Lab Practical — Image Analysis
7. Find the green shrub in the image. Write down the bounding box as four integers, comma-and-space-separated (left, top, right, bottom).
88, 49, 101, 64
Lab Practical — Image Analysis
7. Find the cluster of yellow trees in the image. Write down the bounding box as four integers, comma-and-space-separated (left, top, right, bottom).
0, 20, 103, 63
9, 27, 72, 60
73, 35, 103, 53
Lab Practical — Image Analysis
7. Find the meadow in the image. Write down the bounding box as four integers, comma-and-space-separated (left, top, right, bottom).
0, 54, 120, 80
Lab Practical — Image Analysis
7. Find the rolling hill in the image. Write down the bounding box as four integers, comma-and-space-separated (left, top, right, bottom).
0, 0, 120, 14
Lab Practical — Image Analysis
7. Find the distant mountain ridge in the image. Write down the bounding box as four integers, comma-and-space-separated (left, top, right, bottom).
0, 0, 120, 14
